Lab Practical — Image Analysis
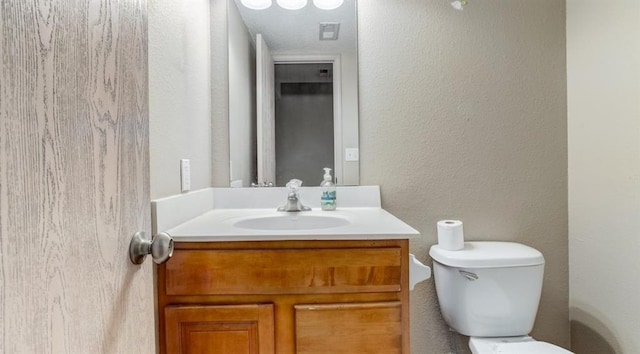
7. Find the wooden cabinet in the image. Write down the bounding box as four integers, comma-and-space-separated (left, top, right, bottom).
294, 302, 403, 354
165, 305, 275, 354
157, 239, 410, 354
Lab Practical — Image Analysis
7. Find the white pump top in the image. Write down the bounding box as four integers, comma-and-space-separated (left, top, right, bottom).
323, 168, 332, 182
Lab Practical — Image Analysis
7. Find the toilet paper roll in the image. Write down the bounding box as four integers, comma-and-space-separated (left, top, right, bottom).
437, 220, 464, 251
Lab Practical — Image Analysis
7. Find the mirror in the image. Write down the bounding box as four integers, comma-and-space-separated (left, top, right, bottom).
227, 0, 359, 187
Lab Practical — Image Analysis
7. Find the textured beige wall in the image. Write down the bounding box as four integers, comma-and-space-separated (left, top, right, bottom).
149, 0, 213, 199
567, 0, 640, 353
357, 1, 569, 352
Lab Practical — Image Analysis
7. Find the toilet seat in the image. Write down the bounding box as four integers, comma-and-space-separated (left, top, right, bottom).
469, 336, 573, 354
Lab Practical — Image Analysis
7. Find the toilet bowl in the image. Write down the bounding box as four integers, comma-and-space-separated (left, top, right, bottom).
429, 242, 574, 354
469, 336, 572, 354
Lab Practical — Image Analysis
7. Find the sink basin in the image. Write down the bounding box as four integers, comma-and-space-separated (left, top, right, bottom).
233, 214, 350, 231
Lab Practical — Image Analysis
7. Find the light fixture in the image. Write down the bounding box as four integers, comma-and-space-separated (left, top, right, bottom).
276, 0, 307, 10
313, 0, 344, 10
241, 0, 272, 10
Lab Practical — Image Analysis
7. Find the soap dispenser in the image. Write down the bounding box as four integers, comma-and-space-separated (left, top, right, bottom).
320, 168, 336, 211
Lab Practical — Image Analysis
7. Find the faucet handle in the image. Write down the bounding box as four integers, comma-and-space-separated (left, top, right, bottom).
285, 179, 303, 193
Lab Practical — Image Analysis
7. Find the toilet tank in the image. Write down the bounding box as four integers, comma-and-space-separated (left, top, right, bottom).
429, 242, 545, 337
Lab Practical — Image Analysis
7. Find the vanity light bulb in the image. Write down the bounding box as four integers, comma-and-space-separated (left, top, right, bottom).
313, 0, 344, 10
277, 0, 308, 10
241, 0, 272, 10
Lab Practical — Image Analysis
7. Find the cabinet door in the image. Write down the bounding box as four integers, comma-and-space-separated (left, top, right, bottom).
294, 302, 403, 354
165, 304, 275, 354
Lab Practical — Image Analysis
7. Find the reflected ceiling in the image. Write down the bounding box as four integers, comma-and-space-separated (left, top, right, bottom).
232, 0, 356, 52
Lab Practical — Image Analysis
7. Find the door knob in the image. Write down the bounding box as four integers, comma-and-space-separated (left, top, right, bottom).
129, 231, 174, 265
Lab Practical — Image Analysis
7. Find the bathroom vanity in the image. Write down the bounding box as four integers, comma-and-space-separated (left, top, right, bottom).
152, 187, 423, 354
157, 239, 409, 353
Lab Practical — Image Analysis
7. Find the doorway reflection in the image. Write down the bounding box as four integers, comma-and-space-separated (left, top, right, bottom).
275, 63, 334, 186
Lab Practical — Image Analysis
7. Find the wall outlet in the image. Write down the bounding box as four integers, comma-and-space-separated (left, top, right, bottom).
180, 159, 191, 192
345, 148, 359, 162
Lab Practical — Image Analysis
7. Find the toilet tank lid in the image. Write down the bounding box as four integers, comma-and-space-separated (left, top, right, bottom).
429, 242, 544, 268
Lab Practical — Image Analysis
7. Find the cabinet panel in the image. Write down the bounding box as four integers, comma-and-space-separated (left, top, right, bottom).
165, 304, 275, 354
165, 248, 402, 295
294, 302, 403, 354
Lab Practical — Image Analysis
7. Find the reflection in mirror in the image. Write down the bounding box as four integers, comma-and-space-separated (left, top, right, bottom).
227, 0, 359, 187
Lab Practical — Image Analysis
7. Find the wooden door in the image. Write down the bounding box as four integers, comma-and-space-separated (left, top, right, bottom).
0, 1, 154, 353
165, 304, 276, 354
295, 302, 404, 354
256, 33, 276, 185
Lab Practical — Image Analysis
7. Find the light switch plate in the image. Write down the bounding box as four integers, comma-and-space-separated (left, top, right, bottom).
345, 148, 359, 162
180, 159, 191, 192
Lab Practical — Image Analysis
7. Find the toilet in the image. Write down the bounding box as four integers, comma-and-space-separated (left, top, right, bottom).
429, 241, 573, 354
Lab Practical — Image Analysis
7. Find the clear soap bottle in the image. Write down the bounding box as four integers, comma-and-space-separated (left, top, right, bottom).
320, 168, 336, 211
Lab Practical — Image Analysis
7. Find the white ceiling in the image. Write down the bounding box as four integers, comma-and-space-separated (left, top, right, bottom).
232, 0, 357, 53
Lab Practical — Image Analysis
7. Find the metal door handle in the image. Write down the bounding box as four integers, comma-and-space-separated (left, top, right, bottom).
129, 231, 174, 265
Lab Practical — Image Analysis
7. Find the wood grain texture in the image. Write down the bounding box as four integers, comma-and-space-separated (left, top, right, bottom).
165, 247, 402, 295
157, 240, 410, 354
295, 302, 403, 354
165, 304, 275, 354
0, 0, 154, 353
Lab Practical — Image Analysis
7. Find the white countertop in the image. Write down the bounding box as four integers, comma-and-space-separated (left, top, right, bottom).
152, 187, 420, 242
166, 207, 419, 242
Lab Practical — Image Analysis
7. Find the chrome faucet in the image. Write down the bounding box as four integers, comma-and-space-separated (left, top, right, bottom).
277, 179, 311, 212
